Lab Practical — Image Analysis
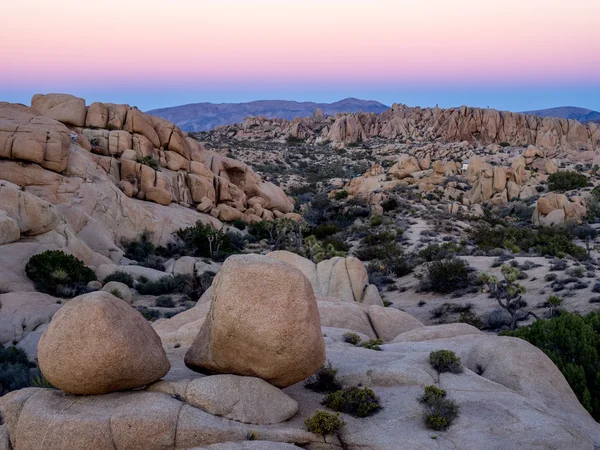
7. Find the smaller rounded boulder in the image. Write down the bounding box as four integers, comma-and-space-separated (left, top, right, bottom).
38, 291, 170, 395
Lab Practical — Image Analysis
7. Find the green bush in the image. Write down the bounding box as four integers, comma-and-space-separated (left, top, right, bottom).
342, 332, 362, 345
103, 271, 134, 288
334, 190, 349, 200
304, 410, 345, 437
305, 362, 342, 393
418, 385, 460, 431
312, 223, 340, 239
155, 295, 175, 307
122, 230, 165, 270
176, 221, 241, 261
429, 350, 463, 373
137, 274, 201, 299
548, 171, 588, 192
470, 224, 587, 260
324, 386, 381, 417
136, 306, 161, 321
503, 311, 600, 420
419, 258, 474, 294
0, 346, 34, 395
25, 250, 96, 298
419, 242, 462, 262
135, 155, 160, 170
369, 215, 384, 227
362, 339, 383, 351
231, 219, 247, 231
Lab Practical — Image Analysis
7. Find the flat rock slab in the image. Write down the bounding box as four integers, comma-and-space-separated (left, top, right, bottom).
149, 375, 298, 425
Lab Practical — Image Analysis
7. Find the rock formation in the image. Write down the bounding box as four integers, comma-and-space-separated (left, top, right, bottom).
37, 291, 170, 394
185, 254, 325, 387
211, 103, 600, 154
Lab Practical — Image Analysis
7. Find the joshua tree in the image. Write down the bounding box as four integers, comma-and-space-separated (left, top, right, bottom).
481, 265, 539, 330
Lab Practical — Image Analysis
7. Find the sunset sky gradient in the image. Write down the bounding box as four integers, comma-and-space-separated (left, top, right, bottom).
2, 0, 599, 111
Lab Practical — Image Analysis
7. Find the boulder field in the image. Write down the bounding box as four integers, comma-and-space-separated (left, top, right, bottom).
2, 254, 600, 449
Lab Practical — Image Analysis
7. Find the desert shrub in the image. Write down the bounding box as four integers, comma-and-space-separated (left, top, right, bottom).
418, 385, 460, 431
566, 266, 586, 278
29, 370, 55, 389
503, 311, 600, 420
312, 223, 341, 239
342, 332, 362, 345
334, 190, 349, 200
175, 221, 241, 261
25, 250, 96, 298
231, 219, 247, 230
419, 258, 474, 294
544, 273, 558, 282
135, 155, 160, 170
471, 224, 586, 260
458, 311, 484, 329
304, 410, 345, 437
305, 362, 343, 393
0, 346, 34, 395
324, 386, 381, 417
486, 308, 512, 329
429, 350, 463, 373
370, 215, 384, 227
419, 242, 462, 262
155, 295, 175, 307
136, 306, 161, 321
121, 230, 165, 270
109, 288, 123, 299
136, 274, 200, 299
103, 271, 135, 288
548, 171, 588, 192
362, 339, 383, 351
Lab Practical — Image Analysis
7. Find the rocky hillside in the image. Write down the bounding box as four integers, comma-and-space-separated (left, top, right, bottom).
147, 98, 389, 132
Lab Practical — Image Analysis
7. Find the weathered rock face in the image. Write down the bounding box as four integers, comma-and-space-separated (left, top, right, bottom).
532, 192, 587, 226
185, 254, 325, 388
148, 375, 298, 425
267, 251, 383, 306
38, 291, 170, 394
213, 103, 600, 154
1, 94, 294, 237
0, 102, 71, 172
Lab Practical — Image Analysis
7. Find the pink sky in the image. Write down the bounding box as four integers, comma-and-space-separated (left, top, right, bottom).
1, 0, 599, 110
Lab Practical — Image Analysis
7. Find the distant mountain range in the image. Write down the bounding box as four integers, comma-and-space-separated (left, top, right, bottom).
147, 98, 390, 132
523, 106, 600, 124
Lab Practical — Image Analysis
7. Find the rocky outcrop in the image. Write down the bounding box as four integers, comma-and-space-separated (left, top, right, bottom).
0, 95, 293, 232
185, 255, 325, 388
211, 103, 600, 154
267, 251, 383, 306
38, 291, 170, 394
532, 192, 587, 226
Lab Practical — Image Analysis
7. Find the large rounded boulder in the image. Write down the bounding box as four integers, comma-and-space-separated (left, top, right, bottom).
38, 291, 170, 394
184, 254, 325, 387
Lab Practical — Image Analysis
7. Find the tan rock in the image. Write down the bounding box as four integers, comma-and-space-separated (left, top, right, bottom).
31, 93, 86, 127
38, 291, 170, 394
0, 211, 20, 245
171, 375, 298, 425
367, 305, 424, 341
185, 255, 325, 388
